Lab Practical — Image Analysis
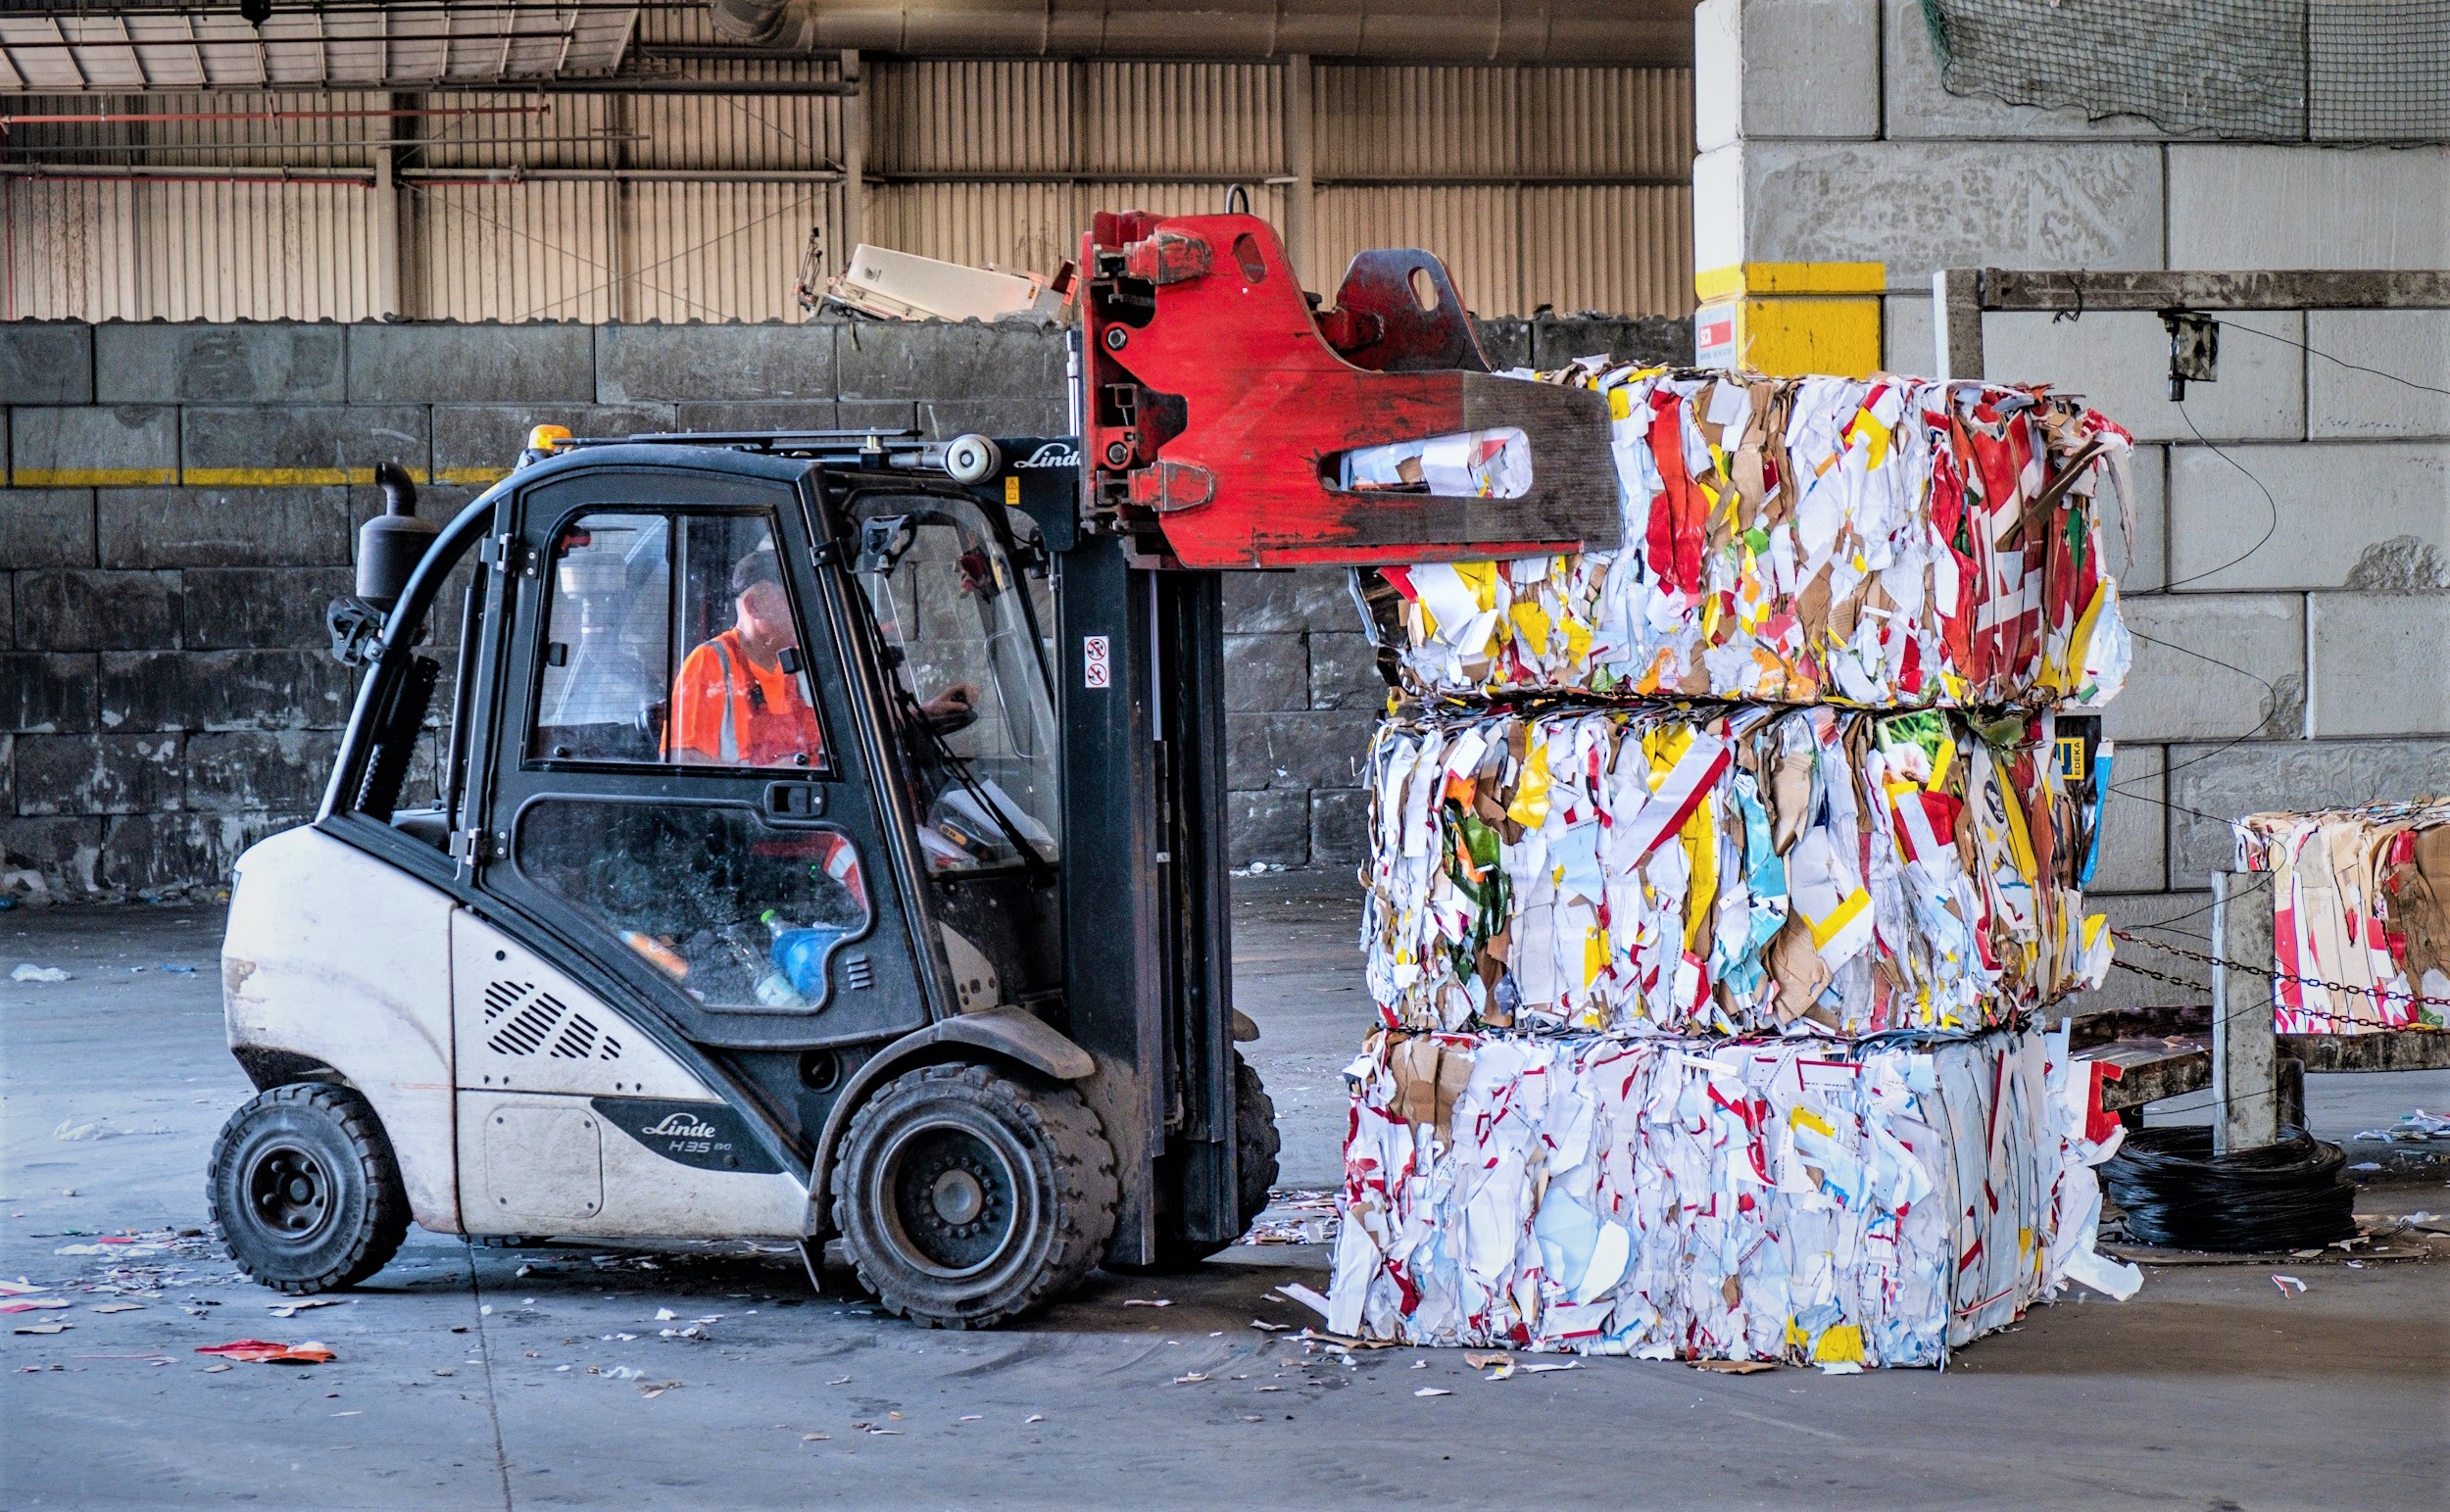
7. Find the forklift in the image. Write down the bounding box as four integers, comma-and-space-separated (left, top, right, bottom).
208, 211, 1620, 1328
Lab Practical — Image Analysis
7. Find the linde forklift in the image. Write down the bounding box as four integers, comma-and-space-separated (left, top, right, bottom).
209, 212, 1620, 1327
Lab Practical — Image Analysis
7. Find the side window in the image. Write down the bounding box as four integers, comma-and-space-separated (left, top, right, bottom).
514, 800, 871, 1012
529, 511, 827, 772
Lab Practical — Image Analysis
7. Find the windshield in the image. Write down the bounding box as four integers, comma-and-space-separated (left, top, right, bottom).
851, 493, 1060, 872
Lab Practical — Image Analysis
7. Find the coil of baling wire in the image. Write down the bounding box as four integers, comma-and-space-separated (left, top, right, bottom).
2102, 1126, 2357, 1252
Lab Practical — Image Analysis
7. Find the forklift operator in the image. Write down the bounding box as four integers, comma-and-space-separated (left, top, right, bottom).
668, 551, 826, 767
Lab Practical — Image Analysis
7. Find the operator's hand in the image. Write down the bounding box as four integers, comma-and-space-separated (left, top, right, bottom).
920, 682, 980, 735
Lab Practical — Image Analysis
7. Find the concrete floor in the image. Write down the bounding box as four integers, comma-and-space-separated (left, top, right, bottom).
3, 876, 2446, 1509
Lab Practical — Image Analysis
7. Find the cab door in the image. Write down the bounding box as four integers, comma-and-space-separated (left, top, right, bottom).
466, 458, 933, 1059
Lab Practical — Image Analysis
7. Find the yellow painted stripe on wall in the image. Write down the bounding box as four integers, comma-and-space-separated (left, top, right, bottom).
182, 466, 433, 487
436, 466, 510, 486
1737, 297, 1885, 380
11, 467, 177, 487
1694, 261, 1886, 302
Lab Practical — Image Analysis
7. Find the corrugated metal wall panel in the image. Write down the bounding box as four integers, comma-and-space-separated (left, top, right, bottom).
626, 179, 829, 323
872, 60, 1072, 174
1519, 68, 1692, 179
1085, 62, 1278, 176
1520, 183, 1693, 317
4, 179, 139, 319
406, 92, 622, 171
870, 181, 1077, 277
1315, 185, 1520, 316
132, 179, 378, 321
408, 179, 617, 322
3, 89, 390, 169
1313, 66, 1518, 179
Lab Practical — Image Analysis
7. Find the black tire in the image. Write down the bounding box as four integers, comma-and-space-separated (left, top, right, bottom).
832, 1063, 1117, 1329
208, 1083, 410, 1295
1143, 1052, 1283, 1271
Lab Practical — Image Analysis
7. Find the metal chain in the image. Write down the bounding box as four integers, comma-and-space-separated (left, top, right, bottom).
2107, 926, 2448, 1031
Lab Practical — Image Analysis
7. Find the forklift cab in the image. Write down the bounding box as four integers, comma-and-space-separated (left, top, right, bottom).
212, 211, 1620, 1329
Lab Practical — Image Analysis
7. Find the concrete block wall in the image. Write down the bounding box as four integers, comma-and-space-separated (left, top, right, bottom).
2, 311, 1686, 893
1694, 0, 2450, 1005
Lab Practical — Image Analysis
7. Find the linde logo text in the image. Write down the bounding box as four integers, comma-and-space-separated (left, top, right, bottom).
643, 1112, 719, 1139
1014, 442, 1079, 469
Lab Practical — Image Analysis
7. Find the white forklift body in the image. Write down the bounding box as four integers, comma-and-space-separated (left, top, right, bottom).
224, 825, 812, 1242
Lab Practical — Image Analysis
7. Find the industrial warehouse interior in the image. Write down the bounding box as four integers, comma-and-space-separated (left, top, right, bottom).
2, 2, 2446, 1507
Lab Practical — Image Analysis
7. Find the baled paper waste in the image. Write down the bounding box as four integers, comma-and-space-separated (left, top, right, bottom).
1324, 1024, 2140, 1362
1364, 368, 2134, 710
2233, 800, 2450, 1034
1364, 703, 2113, 1039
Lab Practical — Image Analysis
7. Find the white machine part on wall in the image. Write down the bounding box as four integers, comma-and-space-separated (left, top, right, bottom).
826, 243, 1066, 322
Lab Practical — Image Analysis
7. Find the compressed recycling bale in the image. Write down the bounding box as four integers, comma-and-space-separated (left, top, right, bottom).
1324, 1023, 2138, 1363
1363, 703, 2112, 1039
2233, 799, 2450, 1034
1356, 367, 2134, 710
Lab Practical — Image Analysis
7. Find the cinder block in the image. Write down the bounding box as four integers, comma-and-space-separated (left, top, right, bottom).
2168, 443, 2449, 591
1310, 787, 1371, 867
2170, 147, 2450, 270
2089, 741, 2166, 895
1982, 311, 2305, 444
1696, 0, 1881, 144
432, 404, 675, 483
916, 398, 1066, 441
2, 651, 99, 734
1879, 0, 2168, 141
0, 488, 97, 568
184, 567, 356, 650
348, 323, 594, 404
11, 732, 182, 816
1226, 708, 1380, 791
2307, 594, 2450, 737
0, 732, 12, 813
1883, 293, 1933, 376
2306, 311, 2450, 440
0, 816, 104, 892
596, 323, 835, 403
2166, 737, 2450, 882
839, 320, 1066, 404
185, 729, 342, 814
2104, 594, 2305, 743
1306, 631, 1387, 710
1740, 140, 2162, 288
99, 486, 351, 568
2108, 443, 2168, 595
101, 650, 353, 733
1223, 633, 1307, 711
1226, 789, 1309, 869
1529, 316, 1692, 369
0, 323, 93, 404
0, 576, 10, 652
1473, 318, 1532, 370
95, 324, 344, 405
1222, 569, 1363, 635
99, 812, 228, 893
15, 569, 182, 652
9, 406, 176, 487
181, 405, 430, 487
2084, 892, 2217, 1011
675, 401, 839, 434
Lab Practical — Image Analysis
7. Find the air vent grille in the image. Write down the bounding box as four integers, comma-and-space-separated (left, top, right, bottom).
842, 954, 873, 990
483, 979, 622, 1061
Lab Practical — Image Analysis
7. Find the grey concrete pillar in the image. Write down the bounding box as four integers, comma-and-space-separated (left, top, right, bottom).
841, 49, 865, 257
1284, 54, 1314, 289
2211, 868, 2279, 1153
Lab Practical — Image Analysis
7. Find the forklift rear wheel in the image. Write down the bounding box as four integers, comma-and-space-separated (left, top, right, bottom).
1143, 1051, 1282, 1270
832, 1063, 1117, 1329
208, 1083, 409, 1295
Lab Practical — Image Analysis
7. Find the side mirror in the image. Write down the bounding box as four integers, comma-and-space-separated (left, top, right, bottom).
357, 462, 439, 610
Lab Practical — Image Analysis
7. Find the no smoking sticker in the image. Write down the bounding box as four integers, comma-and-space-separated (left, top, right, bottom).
1083, 635, 1110, 689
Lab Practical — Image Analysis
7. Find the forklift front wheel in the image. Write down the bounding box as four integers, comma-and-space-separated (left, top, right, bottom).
832, 1063, 1117, 1330
208, 1083, 410, 1295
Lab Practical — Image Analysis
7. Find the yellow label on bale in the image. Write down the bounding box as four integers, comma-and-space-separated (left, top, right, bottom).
1812, 1325, 1865, 1364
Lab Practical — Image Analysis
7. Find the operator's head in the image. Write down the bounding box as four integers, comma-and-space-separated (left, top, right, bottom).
730, 550, 793, 647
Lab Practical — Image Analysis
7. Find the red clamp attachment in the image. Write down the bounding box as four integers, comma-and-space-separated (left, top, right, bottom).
1123, 228, 1213, 286
1127, 460, 1216, 513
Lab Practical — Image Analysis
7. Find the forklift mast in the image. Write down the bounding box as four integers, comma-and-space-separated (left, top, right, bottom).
1062, 212, 1620, 1263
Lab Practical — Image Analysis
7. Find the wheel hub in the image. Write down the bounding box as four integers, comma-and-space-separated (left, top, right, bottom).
245, 1144, 331, 1242
881, 1123, 1019, 1278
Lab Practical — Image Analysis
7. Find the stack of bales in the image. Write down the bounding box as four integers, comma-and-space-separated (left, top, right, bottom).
1322, 365, 2147, 1366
